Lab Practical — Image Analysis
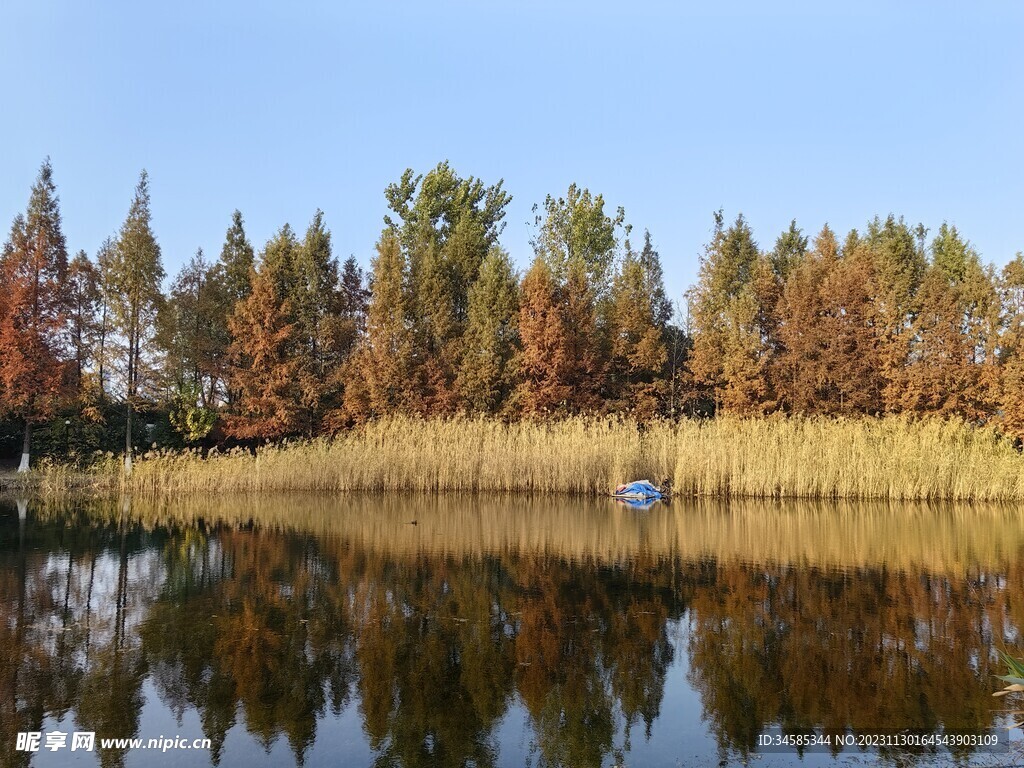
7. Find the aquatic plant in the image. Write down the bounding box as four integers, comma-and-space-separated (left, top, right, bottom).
20, 414, 1022, 500
993, 652, 1024, 729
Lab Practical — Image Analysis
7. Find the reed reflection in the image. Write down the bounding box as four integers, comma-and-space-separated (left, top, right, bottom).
1, 495, 1021, 767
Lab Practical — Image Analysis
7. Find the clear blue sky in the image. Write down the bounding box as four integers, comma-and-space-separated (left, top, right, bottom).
2, 1, 1021, 303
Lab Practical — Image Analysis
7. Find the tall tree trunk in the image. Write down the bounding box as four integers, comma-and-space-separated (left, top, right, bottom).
125, 332, 135, 475
17, 422, 30, 473
98, 304, 108, 400
124, 400, 133, 475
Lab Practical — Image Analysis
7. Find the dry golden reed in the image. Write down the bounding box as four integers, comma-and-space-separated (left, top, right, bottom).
92, 414, 1024, 501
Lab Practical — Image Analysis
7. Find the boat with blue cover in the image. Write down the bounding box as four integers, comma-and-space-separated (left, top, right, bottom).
612, 480, 665, 501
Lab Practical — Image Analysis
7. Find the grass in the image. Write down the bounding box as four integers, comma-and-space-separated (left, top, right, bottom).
39, 414, 1024, 501
0, 455, 119, 495
994, 653, 1024, 729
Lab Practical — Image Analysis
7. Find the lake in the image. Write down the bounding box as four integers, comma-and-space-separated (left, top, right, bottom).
2, 494, 1023, 767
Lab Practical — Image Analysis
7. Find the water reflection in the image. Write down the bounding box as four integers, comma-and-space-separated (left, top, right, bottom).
1, 495, 1022, 767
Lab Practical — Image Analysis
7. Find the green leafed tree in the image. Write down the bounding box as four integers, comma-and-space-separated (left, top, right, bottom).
527, 184, 626, 411
384, 163, 512, 415
609, 240, 669, 418
769, 219, 808, 280
639, 230, 673, 328
688, 212, 760, 413
384, 161, 510, 254
107, 170, 165, 473
457, 247, 520, 414
337, 255, 370, 328
157, 249, 222, 441
260, 223, 300, 303
531, 183, 626, 293
205, 210, 256, 409
355, 231, 414, 417
321, 255, 369, 430
211, 210, 255, 408
410, 232, 462, 413
93, 237, 116, 400
219, 210, 256, 306
159, 250, 213, 398
66, 250, 102, 397
291, 210, 340, 433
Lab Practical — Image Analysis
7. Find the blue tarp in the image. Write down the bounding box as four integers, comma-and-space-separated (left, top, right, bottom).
612, 480, 664, 500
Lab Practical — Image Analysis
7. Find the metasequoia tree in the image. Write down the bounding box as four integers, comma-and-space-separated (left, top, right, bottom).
688, 212, 760, 413
457, 247, 520, 414
527, 184, 626, 411
357, 231, 414, 416
609, 241, 668, 417
822, 239, 885, 414
333, 255, 369, 356
719, 254, 784, 414
218, 210, 255, 307
898, 225, 997, 418
861, 215, 926, 410
107, 170, 165, 473
319, 256, 370, 430
999, 253, 1024, 438
93, 238, 116, 400
212, 210, 256, 408
260, 224, 300, 303
776, 226, 837, 413
290, 211, 340, 432
0, 159, 69, 471
66, 250, 102, 397
224, 268, 302, 439
5, 156, 1024, 450
517, 258, 571, 414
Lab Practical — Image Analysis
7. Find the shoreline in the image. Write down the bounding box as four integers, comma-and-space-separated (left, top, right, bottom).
2, 415, 1023, 502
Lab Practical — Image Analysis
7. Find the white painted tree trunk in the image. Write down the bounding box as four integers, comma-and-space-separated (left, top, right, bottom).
17, 423, 30, 473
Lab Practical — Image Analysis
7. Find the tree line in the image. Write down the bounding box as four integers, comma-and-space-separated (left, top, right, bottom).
3, 158, 1024, 470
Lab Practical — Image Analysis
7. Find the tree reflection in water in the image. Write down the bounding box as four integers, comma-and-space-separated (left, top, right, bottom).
0, 495, 1021, 767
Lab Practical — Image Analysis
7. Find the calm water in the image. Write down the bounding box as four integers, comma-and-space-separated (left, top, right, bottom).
2, 494, 1024, 768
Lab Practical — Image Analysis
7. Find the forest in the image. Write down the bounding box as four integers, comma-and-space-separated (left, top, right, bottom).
3, 158, 1024, 472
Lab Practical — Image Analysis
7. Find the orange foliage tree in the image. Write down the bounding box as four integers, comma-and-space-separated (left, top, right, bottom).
518, 258, 572, 414
223, 268, 303, 440
0, 159, 69, 470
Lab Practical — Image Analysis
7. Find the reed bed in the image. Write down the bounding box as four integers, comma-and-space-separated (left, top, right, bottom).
94, 414, 1024, 501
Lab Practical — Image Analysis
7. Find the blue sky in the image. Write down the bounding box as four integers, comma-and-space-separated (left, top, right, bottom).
1, 1, 1021, 303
